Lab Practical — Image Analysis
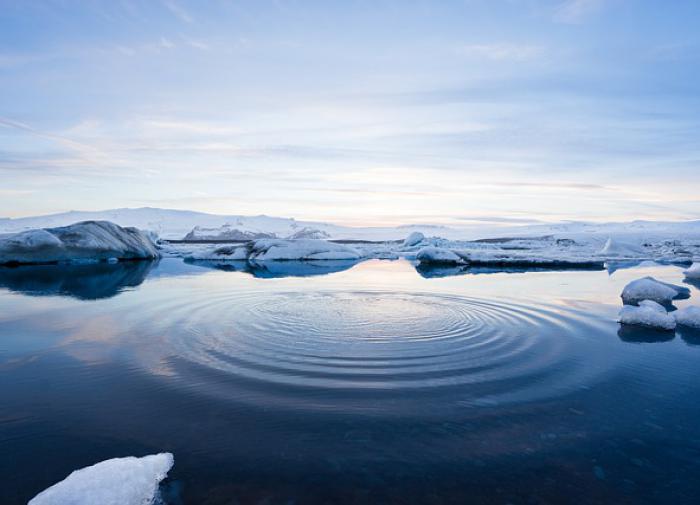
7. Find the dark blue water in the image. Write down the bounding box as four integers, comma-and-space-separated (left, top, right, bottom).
2, 259, 700, 504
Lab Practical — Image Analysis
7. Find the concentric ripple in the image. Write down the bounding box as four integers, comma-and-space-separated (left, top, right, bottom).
121, 288, 611, 410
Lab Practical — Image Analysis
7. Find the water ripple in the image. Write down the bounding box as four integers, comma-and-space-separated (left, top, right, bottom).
124, 289, 610, 410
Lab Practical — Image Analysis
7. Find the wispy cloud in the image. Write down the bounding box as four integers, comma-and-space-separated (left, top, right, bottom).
455, 43, 543, 61
162, 0, 193, 23
553, 0, 606, 24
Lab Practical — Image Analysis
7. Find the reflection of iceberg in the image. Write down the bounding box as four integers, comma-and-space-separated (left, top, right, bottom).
415, 262, 603, 278
617, 326, 675, 343
0, 261, 155, 300
678, 326, 700, 346
185, 259, 360, 278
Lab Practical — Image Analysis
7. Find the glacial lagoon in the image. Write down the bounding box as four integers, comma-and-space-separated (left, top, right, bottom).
2, 259, 700, 504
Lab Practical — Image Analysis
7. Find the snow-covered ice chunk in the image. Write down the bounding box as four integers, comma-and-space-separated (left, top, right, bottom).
186, 244, 249, 261
618, 300, 676, 330
684, 263, 700, 280
249, 239, 361, 261
29, 453, 174, 505
415, 246, 466, 265
674, 306, 700, 329
621, 276, 690, 305
0, 221, 159, 265
598, 237, 645, 257
402, 232, 425, 247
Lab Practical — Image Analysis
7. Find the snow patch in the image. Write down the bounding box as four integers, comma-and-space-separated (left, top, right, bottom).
29, 453, 174, 505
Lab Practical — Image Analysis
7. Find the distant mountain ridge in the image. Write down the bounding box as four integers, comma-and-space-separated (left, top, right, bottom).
1, 207, 700, 242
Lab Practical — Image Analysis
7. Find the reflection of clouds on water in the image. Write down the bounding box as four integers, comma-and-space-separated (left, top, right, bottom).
0, 261, 155, 300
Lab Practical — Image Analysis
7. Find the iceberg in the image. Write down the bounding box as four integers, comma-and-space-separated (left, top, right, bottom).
186, 244, 249, 261
620, 276, 691, 305
618, 300, 676, 330
684, 262, 700, 280
29, 453, 174, 505
415, 246, 467, 265
402, 231, 425, 247
598, 237, 646, 258
248, 239, 361, 261
674, 306, 700, 329
0, 221, 158, 265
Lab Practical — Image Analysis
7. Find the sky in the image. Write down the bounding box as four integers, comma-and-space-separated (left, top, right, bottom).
1, 0, 699, 227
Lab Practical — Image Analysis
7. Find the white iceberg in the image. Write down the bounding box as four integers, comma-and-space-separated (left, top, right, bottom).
0, 221, 159, 265
684, 262, 700, 280
674, 306, 700, 328
402, 231, 425, 247
415, 246, 467, 265
618, 300, 676, 330
598, 237, 646, 257
29, 453, 173, 505
621, 276, 690, 305
249, 239, 361, 261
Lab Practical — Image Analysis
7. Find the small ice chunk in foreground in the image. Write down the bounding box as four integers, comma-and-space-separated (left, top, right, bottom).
674, 306, 700, 329
618, 300, 676, 330
416, 246, 466, 265
29, 453, 174, 505
402, 231, 425, 247
684, 263, 700, 280
621, 276, 690, 305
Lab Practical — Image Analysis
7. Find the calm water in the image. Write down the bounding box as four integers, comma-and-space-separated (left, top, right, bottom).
2, 259, 700, 504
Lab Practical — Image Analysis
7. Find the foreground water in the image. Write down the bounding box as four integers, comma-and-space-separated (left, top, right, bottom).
1, 259, 700, 504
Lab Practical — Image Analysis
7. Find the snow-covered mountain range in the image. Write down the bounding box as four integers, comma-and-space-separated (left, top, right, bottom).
1, 207, 700, 243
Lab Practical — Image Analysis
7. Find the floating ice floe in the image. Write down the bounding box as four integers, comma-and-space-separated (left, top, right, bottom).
684, 263, 700, 280
29, 453, 174, 505
0, 221, 159, 265
249, 239, 361, 261
674, 306, 700, 329
620, 276, 690, 305
618, 300, 677, 330
415, 246, 467, 265
402, 231, 425, 247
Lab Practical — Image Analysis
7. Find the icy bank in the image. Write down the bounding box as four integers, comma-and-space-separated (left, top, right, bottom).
0, 221, 159, 265
684, 263, 700, 280
618, 300, 676, 330
674, 306, 700, 329
29, 453, 173, 505
597, 237, 646, 258
621, 276, 690, 305
182, 239, 362, 262
249, 239, 361, 261
403, 231, 425, 247
416, 246, 467, 265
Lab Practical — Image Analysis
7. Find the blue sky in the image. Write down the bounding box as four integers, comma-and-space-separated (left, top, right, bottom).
1, 0, 699, 226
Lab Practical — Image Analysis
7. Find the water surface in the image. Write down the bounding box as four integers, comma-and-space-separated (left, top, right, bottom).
1, 259, 700, 504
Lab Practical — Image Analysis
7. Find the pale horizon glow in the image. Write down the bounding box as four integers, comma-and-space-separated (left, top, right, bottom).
1, 1, 699, 227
